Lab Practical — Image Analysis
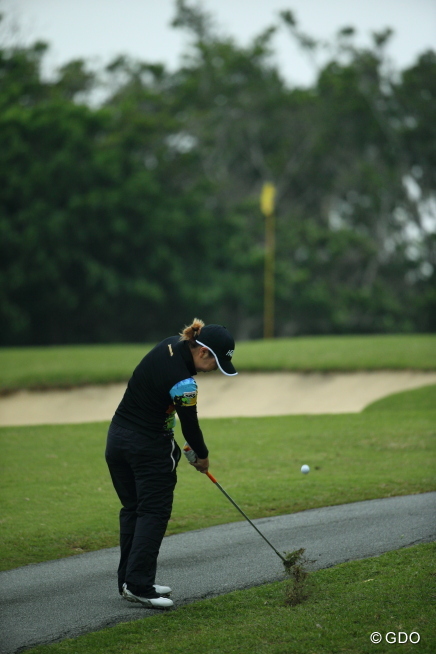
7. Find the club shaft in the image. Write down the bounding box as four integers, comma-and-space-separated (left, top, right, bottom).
207, 473, 285, 563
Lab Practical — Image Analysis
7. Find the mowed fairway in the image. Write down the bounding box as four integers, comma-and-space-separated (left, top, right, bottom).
0, 386, 435, 571
0, 337, 435, 654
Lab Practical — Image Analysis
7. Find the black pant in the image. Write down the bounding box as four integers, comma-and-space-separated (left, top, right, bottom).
105, 422, 181, 597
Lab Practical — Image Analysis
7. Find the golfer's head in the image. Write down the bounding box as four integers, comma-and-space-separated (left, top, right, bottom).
180, 319, 237, 376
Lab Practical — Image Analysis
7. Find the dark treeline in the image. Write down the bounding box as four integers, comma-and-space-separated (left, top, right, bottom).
1, 1, 435, 345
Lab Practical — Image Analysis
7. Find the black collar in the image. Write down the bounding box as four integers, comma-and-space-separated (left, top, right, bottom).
174, 339, 197, 377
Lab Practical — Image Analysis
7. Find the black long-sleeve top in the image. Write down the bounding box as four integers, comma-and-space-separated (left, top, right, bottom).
112, 336, 208, 459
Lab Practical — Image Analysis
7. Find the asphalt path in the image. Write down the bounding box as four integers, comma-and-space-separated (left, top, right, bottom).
1, 492, 435, 654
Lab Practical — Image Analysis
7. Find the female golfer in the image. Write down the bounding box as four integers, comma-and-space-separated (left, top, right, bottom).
105, 318, 237, 609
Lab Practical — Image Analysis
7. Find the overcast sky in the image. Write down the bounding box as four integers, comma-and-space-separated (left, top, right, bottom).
1, 0, 435, 85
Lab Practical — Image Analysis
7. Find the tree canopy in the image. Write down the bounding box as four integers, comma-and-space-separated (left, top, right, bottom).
0, 2, 435, 345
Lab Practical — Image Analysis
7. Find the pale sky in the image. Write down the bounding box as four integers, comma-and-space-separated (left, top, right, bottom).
1, 0, 435, 86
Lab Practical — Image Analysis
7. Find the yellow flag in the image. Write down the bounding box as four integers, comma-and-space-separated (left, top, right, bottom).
260, 182, 276, 217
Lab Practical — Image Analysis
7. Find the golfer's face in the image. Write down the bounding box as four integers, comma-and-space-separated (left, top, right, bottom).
195, 348, 218, 373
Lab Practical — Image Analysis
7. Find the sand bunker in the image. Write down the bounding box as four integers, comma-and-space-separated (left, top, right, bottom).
0, 371, 435, 426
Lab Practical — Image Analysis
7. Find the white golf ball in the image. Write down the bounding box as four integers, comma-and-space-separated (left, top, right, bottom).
301, 464, 310, 474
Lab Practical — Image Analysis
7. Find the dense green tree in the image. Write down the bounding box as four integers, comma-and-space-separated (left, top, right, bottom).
166, 2, 436, 336
0, 4, 434, 344
0, 41, 217, 343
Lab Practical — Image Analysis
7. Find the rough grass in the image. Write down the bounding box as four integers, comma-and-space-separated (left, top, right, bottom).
1, 334, 435, 392
24, 543, 436, 654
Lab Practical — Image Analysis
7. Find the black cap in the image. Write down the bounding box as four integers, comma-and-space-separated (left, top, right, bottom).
195, 324, 237, 376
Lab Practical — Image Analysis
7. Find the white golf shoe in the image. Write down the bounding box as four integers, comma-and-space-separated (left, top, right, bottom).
153, 584, 172, 596
122, 583, 174, 609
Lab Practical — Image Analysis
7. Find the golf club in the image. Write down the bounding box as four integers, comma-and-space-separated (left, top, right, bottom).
206, 471, 286, 564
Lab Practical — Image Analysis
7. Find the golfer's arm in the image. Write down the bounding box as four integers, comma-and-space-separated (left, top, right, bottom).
175, 405, 209, 460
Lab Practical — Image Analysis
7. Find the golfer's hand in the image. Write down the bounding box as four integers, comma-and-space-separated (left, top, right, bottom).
192, 457, 209, 473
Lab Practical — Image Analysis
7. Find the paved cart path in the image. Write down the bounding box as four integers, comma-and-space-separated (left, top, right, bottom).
0, 492, 434, 654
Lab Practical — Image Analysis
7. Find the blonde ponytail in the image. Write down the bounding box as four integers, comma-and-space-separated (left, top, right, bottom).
179, 318, 205, 342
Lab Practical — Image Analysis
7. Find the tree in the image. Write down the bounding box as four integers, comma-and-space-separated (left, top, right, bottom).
0, 5, 434, 344
169, 3, 436, 336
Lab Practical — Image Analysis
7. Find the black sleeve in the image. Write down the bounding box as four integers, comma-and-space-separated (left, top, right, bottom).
175, 405, 209, 459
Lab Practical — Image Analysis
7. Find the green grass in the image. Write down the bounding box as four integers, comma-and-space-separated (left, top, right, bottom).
1, 404, 435, 571
1, 372, 434, 653
1, 334, 435, 392
0, 343, 151, 392
364, 383, 436, 412
25, 543, 436, 654
236, 333, 436, 372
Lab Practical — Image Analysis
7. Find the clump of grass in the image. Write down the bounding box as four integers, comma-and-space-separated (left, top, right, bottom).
283, 548, 315, 606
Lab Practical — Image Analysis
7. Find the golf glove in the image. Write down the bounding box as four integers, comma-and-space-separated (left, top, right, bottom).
183, 442, 197, 464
